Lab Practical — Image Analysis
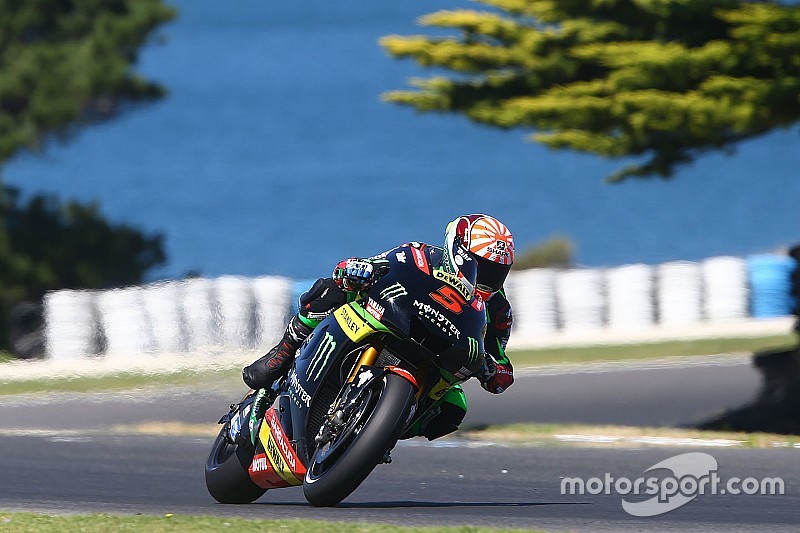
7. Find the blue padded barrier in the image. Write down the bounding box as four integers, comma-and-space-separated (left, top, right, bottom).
747, 255, 794, 318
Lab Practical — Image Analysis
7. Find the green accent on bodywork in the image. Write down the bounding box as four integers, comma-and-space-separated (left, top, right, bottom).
297, 314, 319, 328
249, 388, 267, 446
435, 364, 459, 384
349, 301, 392, 334
405, 384, 467, 438
406, 418, 423, 438
468, 337, 479, 362
441, 384, 467, 411
308, 332, 337, 381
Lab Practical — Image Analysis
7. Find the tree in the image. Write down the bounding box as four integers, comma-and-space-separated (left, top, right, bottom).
0, 186, 167, 354
0, 0, 176, 164
0, 1, 175, 354
2, 187, 166, 294
381, 0, 800, 182
513, 234, 574, 270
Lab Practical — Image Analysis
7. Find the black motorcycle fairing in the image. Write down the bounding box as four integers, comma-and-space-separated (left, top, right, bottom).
288, 317, 370, 464
363, 246, 487, 378
207, 244, 495, 505
283, 245, 488, 466
275, 393, 295, 441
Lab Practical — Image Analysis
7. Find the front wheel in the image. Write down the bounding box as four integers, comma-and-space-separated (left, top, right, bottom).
205, 427, 267, 504
303, 373, 416, 506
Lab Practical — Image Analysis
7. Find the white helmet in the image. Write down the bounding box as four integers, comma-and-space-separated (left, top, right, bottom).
444, 214, 514, 300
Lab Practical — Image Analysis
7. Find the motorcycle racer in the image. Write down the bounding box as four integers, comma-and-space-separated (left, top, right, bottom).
243, 214, 515, 440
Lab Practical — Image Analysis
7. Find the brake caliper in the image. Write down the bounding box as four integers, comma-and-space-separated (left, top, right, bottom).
315, 366, 382, 445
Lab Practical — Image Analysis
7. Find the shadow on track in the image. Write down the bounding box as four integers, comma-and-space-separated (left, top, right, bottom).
254, 501, 590, 509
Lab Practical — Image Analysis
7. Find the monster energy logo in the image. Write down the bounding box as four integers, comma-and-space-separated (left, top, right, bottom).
468, 337, 479, 362
380, 282, 407, 301
307, 332, 336, 382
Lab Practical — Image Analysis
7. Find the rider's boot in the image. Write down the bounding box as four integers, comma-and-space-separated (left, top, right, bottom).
242, 315, 314, 389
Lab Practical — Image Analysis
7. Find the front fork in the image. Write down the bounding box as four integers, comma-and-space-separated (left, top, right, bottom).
315, 343, 381, 447
346, 345, 380, 383
315, 344, 418, 447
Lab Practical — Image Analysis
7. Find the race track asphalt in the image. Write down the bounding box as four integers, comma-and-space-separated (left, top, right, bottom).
0, 434, 797, 532
1, 355, 795, 532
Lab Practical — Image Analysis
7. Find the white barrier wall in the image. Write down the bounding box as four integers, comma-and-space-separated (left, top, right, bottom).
253, 276, 293, 347
181, 277, 220, 351
505, 255, 756, 341
702, 256, 748, 321
215, 276, 257, 349
43, 275, 292, 360
657, 261, 704, 326
142, 281, 185, 353
40, 255, 765, 359
606, 264, 655, 330
504, 268, 559, 336
557, 269, 605, 332
43, 290, 98, 360
96, 286, 154, 358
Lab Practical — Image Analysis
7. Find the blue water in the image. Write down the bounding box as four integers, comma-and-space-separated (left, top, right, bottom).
4, 0, 800, 281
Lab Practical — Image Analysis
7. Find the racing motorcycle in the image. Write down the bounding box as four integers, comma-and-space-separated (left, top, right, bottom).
205, 245, 487, 507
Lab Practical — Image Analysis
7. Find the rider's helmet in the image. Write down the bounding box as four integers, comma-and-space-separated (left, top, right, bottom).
444, 214, 514, 301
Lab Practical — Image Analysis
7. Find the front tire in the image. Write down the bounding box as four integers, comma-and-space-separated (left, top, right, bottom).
303, 373, 416, 506
205, 427, 267, 504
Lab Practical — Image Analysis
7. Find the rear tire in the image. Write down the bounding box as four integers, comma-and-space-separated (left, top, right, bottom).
303, 373, 416, 506
205, 427, 267, 504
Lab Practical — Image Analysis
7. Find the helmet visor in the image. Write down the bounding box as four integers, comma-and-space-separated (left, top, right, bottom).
475, 255, 511, 293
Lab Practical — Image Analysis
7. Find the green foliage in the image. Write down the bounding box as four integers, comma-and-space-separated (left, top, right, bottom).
0, 1, 174, 352
2, 187, 166, 294
381, 0, 800, 181
513, 234, 574, 269
0, 0, 176, 161
0, 186, 166, 348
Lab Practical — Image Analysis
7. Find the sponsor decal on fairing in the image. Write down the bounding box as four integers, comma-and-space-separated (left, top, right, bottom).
307, 332, 336, 382
433, 269, 472, 301
288, 371, 312, 407
379, 282, 407, 302
412, 299, 461, 339
366, 297, 385, 321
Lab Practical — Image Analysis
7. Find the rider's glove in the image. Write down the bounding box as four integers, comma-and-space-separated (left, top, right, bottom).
478, 353, 514, 394
333, 258, 390, 292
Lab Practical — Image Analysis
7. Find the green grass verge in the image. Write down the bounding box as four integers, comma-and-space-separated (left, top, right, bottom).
0, 367, 242, 396
457, 422, 800, 448
63, 420, 800, 448
0, 333, 795, 396
509, 333, 796, 366
0, 513, 544, 533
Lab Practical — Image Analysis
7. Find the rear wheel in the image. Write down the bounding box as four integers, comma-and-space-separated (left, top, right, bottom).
205, 427, 267, 504
303, 373, 416, 506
